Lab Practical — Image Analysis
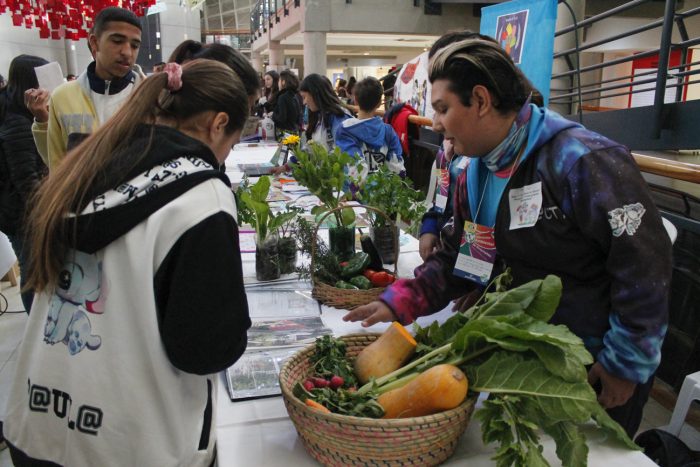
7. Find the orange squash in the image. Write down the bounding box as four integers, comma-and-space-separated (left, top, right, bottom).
377, 364, 468, 419
354, 321, 417, 384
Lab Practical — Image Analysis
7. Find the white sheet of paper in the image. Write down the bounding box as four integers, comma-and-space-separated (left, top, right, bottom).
34, 62, 64, 93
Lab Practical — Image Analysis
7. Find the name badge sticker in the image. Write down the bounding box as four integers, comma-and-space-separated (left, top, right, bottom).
508, 182, 543, 230
435, 194, 448, 211
433, 168, 450, 213
453, 221, 496, 286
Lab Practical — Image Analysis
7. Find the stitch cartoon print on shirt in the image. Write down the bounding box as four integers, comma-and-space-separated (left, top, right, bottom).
44, 251, 104, 355
608, 202, 646, 237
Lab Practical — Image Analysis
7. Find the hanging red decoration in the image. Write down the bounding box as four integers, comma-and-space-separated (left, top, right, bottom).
1, 0, 156, 40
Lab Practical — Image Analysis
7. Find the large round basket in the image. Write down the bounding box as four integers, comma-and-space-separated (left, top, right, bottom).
279, 333, 476, 466
311, 206, 399, 310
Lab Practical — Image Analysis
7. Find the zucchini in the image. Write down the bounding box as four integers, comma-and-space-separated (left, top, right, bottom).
360, 235, 384, 270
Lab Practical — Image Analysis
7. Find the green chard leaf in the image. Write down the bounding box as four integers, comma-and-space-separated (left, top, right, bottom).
590, 403, 640, 450
540, 420, 589, 467
466, 352, 597, 407
523, 275, 563, 321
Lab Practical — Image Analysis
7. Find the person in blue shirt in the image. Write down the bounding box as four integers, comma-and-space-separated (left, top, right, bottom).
335, 76, 405, 180
299, 73, 351, 150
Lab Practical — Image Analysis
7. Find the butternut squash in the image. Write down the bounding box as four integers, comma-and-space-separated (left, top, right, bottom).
354, 321, 417, 384
377, 364, 468, 419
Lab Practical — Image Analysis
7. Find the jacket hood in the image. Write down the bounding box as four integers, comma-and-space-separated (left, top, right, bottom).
71, 125, 229, 253
523, 105, 582, 159
340, 116, 394, 149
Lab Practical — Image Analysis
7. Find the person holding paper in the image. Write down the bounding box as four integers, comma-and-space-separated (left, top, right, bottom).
4, 60, 251, 466
28, 7, 145, 169
344, 35, 672, 437
0, 54, 49, 312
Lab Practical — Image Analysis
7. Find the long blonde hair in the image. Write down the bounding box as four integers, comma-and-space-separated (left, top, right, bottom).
25, 59, 249, 291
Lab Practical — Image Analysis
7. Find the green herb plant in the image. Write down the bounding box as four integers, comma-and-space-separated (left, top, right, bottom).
291, 143, 359, 228
236, 176, 297, 244
354, 270, 638, 467
357, 166, 427, 230
293, 217, 341, 285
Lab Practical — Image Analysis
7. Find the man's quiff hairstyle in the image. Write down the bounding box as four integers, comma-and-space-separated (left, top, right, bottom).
429, 38, 534, 114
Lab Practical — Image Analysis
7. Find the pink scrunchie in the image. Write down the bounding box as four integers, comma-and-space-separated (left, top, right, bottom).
163, 62, 183, 92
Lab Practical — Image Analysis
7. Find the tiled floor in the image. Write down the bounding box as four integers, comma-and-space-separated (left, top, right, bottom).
0, 280, 698, 466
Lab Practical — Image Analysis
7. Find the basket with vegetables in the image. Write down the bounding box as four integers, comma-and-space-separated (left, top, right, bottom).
279, 333, 477, 466
310, 205, 399, 310
280, 270, 640, 467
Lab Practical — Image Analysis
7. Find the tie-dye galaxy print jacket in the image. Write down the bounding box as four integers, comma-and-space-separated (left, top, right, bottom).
382, 105, 672, 384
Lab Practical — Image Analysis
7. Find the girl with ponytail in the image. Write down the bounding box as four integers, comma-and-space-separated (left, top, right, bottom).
4, 59, 251, 467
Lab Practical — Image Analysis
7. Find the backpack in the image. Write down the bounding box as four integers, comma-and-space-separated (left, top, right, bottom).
635, 428, 700, 467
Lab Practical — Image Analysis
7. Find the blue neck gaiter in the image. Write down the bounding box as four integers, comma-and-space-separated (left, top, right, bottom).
481, 96, 532, 172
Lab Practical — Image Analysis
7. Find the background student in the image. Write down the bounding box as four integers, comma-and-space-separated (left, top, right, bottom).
27, 7, 145, 169
0, 54, 49, 312
299, 73, 351, 150
335, 76, 405, 178
272, 69, 302, 136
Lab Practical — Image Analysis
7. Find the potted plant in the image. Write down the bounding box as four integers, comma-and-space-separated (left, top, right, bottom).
291, 143, 360, 261
357, 166, 426, 264
277, 204, 304, 274
237, 176, 297, 281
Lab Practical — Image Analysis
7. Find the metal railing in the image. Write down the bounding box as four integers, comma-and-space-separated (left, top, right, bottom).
250, 0, 299, 39
551, 0, 700, 145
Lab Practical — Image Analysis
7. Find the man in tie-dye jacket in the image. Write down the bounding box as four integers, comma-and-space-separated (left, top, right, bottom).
344, 36, 672, 437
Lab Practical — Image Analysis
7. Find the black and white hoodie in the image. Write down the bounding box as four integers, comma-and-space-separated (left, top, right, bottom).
4, 125, 250, 467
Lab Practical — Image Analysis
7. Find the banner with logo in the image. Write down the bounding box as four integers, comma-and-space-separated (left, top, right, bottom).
480, 0, 558, 104
393, 52, 434, 121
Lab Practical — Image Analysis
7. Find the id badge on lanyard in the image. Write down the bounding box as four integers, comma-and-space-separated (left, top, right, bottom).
434, 168, 449, 212
453, 220, 497, 286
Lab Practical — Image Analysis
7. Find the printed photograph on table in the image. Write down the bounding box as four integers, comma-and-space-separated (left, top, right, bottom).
247, 315, 331, 350
245, 289, 319, 318
225, 347, 299, 400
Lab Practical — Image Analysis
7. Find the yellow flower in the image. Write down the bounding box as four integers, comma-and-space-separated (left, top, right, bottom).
281, 134, 300, 146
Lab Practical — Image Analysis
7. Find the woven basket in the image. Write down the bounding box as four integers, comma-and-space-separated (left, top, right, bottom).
311, 205, 399, 310
279, 334, 476, 466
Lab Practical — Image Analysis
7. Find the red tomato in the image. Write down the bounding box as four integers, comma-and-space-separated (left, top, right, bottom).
363, 269, 378, 279
370, 271, 395, 287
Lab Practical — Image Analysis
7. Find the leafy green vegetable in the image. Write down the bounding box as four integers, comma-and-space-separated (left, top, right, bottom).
356, 270, 638, 467
309, 335, 357, 387
293, 382, 384, 418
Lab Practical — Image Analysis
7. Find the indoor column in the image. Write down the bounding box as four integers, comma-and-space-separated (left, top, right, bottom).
269, 41, 284, 71
64, 39, 78, 77
303, 31, 326, 77
251, 51, 263, 74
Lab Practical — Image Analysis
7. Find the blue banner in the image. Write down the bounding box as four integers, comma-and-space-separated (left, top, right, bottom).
480, 0, 558, 105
